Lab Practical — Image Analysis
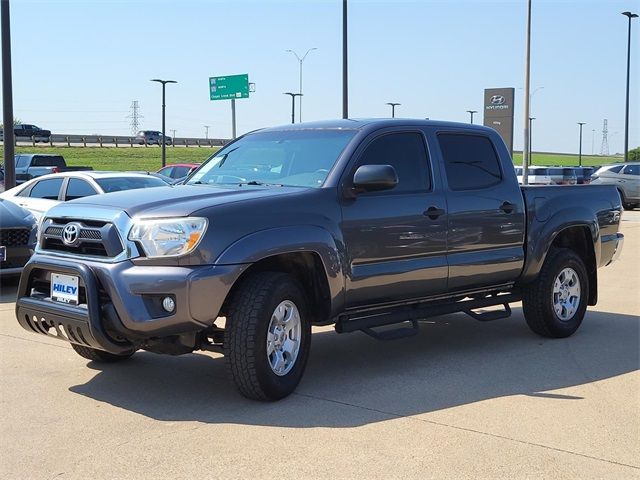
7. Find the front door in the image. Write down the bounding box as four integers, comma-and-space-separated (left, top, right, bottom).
341, 130, 448, 308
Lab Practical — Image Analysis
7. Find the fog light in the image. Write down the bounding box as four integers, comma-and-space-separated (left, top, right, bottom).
162, 296, 175, 313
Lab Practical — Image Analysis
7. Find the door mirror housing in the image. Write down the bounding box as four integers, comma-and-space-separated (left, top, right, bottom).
352, 164, 398, 193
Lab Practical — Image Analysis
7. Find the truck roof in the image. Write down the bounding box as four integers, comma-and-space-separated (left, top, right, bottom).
261, 118, 496, 134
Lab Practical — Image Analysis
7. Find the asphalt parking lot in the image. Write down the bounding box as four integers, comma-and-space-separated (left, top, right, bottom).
0, 218, 638, 479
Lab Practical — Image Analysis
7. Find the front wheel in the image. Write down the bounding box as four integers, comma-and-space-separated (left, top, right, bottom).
224, 272, 311, 401
522, 248, 588, 338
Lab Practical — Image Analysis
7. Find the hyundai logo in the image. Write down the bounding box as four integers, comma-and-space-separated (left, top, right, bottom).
62, 223, 81, 246
490, 95, 506, 105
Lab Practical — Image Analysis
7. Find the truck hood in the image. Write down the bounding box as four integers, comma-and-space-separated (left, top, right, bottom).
64, 184, 306, 218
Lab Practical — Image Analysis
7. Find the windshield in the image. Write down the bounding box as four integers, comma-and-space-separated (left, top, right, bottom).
187, 129, 356, 188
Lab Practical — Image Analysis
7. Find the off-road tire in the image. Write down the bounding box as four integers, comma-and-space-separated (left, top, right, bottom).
224, 272, 311, 401
71, 343, 135, 362
522, 247, 588, 338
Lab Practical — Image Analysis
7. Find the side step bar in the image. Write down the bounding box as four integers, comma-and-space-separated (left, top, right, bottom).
335, 293, 521, 337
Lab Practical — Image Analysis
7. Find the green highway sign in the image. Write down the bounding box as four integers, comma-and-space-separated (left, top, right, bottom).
209, 74, 249, 101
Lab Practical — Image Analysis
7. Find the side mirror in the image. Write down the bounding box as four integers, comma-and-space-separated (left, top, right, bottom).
352, 164, 398, 193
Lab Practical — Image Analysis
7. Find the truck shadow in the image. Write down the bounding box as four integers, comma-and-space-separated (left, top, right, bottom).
0, 277, 19, 304
69, 308, 639, 428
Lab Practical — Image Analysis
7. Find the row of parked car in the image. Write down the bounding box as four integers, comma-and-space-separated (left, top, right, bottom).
515, 164, 639, 210
0, 153, 200, 276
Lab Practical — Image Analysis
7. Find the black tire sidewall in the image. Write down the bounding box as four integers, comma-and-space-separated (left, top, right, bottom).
252, 277, 312, 400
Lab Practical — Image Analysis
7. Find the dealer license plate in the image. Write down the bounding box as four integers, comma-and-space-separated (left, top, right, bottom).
51, 273, 79, 305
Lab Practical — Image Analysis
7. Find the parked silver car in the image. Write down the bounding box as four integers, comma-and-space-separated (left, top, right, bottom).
590, 163, 639, 210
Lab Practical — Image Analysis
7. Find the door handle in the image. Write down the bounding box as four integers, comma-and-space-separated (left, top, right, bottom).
424, 206, 445, 219
499, 201, 515, 213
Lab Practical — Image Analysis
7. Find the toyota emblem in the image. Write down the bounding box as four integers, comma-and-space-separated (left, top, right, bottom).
62, 223, 81, 246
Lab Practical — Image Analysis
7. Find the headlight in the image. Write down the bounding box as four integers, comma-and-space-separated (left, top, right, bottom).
129, 217, 208, 258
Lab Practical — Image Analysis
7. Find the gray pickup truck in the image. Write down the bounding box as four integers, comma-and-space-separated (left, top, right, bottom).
13, 154, 93, 184
15, 119, 624, 401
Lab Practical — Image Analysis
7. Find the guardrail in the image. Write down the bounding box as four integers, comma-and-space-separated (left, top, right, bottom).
0, 134, 229, 148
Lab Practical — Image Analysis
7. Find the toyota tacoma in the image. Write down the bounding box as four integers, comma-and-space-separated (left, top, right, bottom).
15, 119, 624, 400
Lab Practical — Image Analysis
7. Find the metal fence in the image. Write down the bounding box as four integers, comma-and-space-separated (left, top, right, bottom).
0, 134, 229, 148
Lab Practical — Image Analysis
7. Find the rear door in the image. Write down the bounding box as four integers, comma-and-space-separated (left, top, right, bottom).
341, 129, 448, 307
620, 164, 640, 201
16, 177, 64, 219
433, 130, 525, 291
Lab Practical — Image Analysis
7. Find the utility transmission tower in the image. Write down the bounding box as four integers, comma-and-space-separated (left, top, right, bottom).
600, 119, 609, 156
204, 125, 210, 139
126, 101, 143, 135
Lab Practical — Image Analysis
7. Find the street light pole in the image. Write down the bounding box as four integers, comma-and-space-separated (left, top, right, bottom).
522, 0, 532, 185
342, 0, 348, 119
150, 78, 177, 168
1, 0, 16, 190
591, 129, 595, 155
467, 110, 477, 124
529, 117, 535, 165
286, 47, 317, 123
386, 102, 400, 118
284, 92, 302, 124
578, 122, 586, 166
622, 11, 638, 162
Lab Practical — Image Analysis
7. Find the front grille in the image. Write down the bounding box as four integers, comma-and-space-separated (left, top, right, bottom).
1, 228, 30, 247
40, 219, 123, 258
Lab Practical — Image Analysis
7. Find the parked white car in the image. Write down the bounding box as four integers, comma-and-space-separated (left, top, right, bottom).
590, 163, 640, 210
0, 171, 168, 219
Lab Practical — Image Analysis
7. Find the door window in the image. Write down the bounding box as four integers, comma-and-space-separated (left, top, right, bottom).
28, 178, 63, 200
355, 132, 431, 193
15, 155, 29, 168
623, 164, 639, 176
65, 178, 98, 200
438, 134, 502, 190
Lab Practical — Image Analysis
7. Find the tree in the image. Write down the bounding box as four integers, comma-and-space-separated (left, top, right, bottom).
0, 117, 22, 129
628, 147, 640, 162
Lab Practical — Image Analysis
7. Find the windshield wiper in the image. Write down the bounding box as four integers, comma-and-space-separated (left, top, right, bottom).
238, 180, 283, 187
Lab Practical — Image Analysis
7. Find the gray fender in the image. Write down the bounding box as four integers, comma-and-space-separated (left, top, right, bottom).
520, 206, 599, 284
215, 225, 345, 316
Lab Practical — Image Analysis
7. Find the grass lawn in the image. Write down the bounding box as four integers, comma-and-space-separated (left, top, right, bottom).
512, 152, 623, 167
1, 146, 219, 172
0, 146, 624, 172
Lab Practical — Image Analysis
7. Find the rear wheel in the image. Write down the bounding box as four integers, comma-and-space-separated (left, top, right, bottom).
71, 343, 135, 363
224, 272, 311, 401
522, 248, 588, 338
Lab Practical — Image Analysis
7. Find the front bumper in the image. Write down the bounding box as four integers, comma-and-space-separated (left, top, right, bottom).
15, 254, 246, 353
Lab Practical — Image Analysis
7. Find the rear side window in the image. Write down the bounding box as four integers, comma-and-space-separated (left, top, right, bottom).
608, 165, 624, 174
32, 156, 65, 167
438, 134, 502, 190
66, 178, 98, 200
172, 166, 191, 178
623, 164, 639, 176
356, 132, 431, 193
29, 178, 63, 199
531, 168, 549, 175
15, 155, 29, 168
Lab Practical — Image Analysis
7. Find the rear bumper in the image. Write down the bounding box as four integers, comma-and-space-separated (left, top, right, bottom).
15, 254, 246, 353
601, 232, 624, 266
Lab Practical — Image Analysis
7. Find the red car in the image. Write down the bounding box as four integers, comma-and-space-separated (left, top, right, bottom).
157, 163, 201, 181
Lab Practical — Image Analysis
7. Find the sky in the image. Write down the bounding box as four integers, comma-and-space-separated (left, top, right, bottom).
1, 0, 639, 154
